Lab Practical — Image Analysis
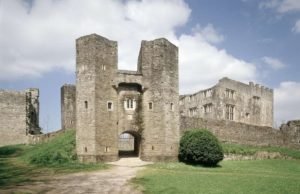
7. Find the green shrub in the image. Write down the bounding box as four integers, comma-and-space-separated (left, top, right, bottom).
179, 129, 224, 166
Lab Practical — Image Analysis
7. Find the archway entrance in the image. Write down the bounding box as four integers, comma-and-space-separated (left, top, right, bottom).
118, 131, 141, 157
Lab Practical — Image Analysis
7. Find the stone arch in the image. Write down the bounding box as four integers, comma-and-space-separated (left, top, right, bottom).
118, 130, 141, 157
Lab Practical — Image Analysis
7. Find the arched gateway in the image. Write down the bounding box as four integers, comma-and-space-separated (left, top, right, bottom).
75, 34, 179, 162
119, 131, 141, 157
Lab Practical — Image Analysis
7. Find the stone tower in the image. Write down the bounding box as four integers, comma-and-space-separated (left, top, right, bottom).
61, 84, 76, 130
75, 34, 179, 162
138, 39, 180, 161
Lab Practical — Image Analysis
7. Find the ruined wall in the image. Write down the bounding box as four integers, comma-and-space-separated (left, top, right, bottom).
0, 89, 40, 146
61, 84, 76, 130
180, 77, 273, 127
28, 129, 65, 144
180, 117, 300, 149
279, 120, 300, 147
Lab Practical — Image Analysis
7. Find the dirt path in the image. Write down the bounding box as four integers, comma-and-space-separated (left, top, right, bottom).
1, 158, 152, 194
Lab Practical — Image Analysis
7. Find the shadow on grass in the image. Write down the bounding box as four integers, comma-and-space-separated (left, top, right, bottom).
0, 145, 37, 187
0, 145, 23, 157
180, 161, 223, 168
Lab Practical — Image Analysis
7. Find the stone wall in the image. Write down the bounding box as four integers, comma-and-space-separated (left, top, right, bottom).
180, 117, 300, 149
61, 84, 76, 130
28, 129, 65, 144
0, 89, 40, 147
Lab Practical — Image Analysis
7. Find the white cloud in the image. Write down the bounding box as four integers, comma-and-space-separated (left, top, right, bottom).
274, 82, 300, 126
0, 0, 257, 96
260, 0, 300, 13
192, 24, 224, 44
0, 0, 190, 80
262, 56, 286, 70
292, 20, 300, 33
259, 0, 281, 10
179, 31, 256, 94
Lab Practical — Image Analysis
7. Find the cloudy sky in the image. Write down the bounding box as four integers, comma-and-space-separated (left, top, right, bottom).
0, 0, 299, 131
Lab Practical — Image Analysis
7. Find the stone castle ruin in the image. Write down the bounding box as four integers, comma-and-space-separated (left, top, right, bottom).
180, 77, 274, 127
0, 33, 299, 161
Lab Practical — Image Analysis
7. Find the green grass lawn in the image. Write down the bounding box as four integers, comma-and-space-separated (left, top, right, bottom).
134, 160, 300, 194
0, 130, 108, 188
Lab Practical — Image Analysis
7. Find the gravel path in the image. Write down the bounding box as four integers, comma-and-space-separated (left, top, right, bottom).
1, 158, 152, 194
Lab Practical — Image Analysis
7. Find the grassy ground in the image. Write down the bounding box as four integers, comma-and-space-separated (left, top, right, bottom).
222, 143, 300, 159
133, 160, 300, 194
0, 130, 108, 188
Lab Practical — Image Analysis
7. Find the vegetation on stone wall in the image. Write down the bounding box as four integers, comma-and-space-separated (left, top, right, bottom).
179, 129, 224, 166
22, 130, 77, 165
222, 143, 300, 160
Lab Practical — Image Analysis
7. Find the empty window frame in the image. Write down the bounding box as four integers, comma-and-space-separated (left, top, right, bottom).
203, 89, 213, 98
101, 64, 106, 71
225, 104, 234, 120
189, 107, 197, 116
253, 96, 260, 103
203, 103, 213, 113
107, 101, 113, 111
225, 89, 235, 99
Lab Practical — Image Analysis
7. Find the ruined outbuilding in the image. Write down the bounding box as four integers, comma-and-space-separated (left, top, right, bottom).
0, 88, 41, 146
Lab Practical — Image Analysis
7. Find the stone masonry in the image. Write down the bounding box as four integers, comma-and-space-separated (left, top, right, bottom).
180, 77, 273, 127
61, 84, 76, 130
0, 88, 41, 146
180, 117, 300, 149
74, 34, 179, 162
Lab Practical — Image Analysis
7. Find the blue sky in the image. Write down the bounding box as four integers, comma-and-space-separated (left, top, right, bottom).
0, 0, 299, 131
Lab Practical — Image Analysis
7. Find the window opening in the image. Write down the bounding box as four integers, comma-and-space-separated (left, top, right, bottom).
253, 96, 260, 103
189, 107, 197, 116
84, 101, 88, 109
226, 104, 234, 120
204, 103, 212, 113
226, 89, 235, 99
124, 98, 136, 110
107, 101, 113, 111
203, 89, 213, 98
149, 102, 153, 110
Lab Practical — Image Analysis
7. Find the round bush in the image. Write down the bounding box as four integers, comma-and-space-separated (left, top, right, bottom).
179, 129, 224, 166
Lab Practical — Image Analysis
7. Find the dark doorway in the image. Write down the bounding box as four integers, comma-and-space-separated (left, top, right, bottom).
118, 131, 141, 157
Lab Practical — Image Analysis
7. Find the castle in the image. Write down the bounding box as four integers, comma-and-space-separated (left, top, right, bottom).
0, 34, 299, 160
